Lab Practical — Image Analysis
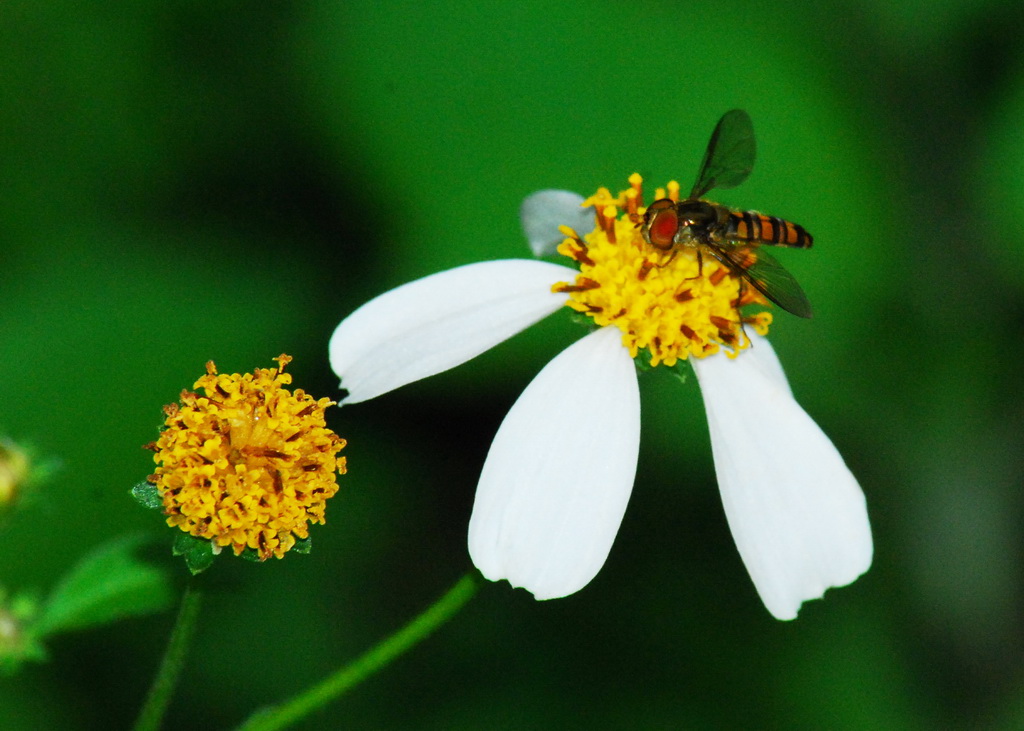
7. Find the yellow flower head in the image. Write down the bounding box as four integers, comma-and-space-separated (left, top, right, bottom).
0, 439, 31, 512
553, 174, 771, 367
147, 355, 346, 561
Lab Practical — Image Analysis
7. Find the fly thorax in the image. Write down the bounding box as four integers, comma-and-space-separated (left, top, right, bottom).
674, 200, 719, 243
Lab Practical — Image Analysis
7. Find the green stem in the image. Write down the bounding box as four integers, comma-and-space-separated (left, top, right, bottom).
133, 581, 204, 731
235, 573, 479, 731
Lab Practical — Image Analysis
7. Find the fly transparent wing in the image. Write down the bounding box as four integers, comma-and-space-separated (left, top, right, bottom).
690, 109, 757, 200
713, 244, 812, 319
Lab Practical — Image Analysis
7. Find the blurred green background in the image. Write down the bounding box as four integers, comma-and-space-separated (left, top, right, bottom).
3, 0, 1024, 728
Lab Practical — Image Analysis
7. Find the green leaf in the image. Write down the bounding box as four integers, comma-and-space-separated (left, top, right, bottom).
172, 532, 215, 575
292, 535, 312, 555
35, 534, 174, 638
131, 480, 163, 510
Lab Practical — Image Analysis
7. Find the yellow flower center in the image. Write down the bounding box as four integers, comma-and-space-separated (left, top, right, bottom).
553, 174, 771, 367
148, 355, 346, 560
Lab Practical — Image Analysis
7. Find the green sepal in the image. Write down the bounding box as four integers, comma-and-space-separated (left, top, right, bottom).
239, 547, 263, 563
633, 347, 691, 383
131, 480, 163, 510
237, 534, 310, 561
634, 347, 656, 372
668, 359, 690, 384
567, 312, 596, 330
35, 534, 174, 638
172, 532, 216, 575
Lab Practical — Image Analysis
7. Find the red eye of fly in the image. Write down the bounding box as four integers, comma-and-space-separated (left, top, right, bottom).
649, 208, 679, 248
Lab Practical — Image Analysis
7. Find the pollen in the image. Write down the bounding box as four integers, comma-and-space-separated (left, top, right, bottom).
553, 175, 771, 367
147, 355, 346, 560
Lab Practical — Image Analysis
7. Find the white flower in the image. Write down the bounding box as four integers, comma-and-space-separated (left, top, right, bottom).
329, 182, 872, 620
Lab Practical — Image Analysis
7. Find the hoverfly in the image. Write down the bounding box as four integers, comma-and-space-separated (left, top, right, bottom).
639, 109, 813, 319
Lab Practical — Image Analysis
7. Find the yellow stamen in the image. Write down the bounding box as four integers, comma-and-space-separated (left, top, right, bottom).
554, 175, 772, 367
147, 355, 346, 560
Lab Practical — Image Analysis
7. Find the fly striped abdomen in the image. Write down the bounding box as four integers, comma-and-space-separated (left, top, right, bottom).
725, 210, 813, 248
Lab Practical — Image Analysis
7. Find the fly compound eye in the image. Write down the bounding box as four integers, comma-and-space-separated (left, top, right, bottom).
644, 201, 678, 249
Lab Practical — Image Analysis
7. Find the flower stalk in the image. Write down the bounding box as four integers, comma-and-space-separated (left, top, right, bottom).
235, 573, 479, 731
133, 581, 204, 731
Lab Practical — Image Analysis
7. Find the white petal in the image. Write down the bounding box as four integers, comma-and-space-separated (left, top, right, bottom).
329, 259, 578, 404
691, 336, 872, 620
741, 330, 791, 395
520, 190, 594, 257
469, 326, 640, 600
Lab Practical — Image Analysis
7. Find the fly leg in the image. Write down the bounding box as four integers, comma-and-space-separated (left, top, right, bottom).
679, 247, 703, 278
735, 277, 752, 349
